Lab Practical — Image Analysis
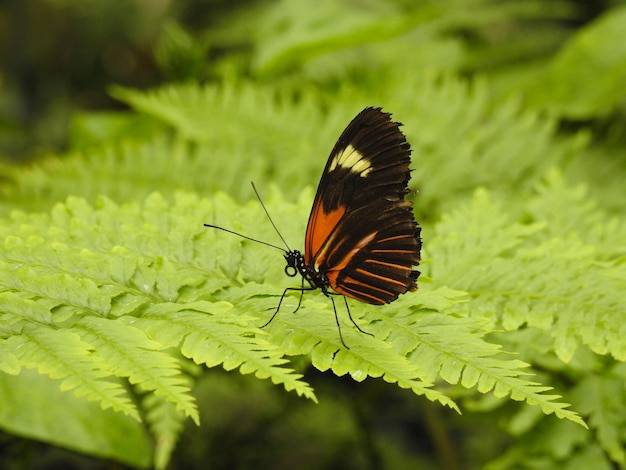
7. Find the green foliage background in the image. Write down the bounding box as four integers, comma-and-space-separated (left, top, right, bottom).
1, 1, 625, 469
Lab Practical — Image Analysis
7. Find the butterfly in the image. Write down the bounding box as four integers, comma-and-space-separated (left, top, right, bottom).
206, 107, 421, 348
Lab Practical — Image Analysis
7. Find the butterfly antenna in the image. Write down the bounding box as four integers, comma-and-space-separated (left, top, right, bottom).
203, 224, 286, 252
250, 181, 292, 251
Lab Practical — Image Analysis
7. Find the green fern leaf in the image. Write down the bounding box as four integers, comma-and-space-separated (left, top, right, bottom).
0, 192, 317, 428
428, 186, 625, 363
3, 74, 586, 226
383, 310, 585, 426
1, 185, 589, 448
73, 315, 198, 422
142, 393, 186, 470
6, 323, 138, 419
134, 301, 317, 401
528, 169, 626, 260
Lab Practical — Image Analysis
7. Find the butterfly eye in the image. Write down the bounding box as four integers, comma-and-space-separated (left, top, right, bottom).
284, 265, 298, 277
285, 264, 298, 277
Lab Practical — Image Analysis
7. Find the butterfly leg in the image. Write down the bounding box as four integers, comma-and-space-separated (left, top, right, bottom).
327, 295, 350, 349
293, 277, 307, 313
341, 295, 374, 338
260, 285, 316, 328
325, 294, 374, 349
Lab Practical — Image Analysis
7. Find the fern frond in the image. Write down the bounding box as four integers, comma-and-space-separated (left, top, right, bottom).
73, 315, 198, 422
4, 322, 138, 419
528, 169, 626, 260
3, 73, 588, 225
1, 80, 327, 215
0, 192, 317, 430
257, 281, 584, 424
111, 72, 582, 216
383, 311, 585, 426
252, 283, 584, 424
428, 186, 626, 363
1, 189, 587, 430
142, 393, 187, 470
110, 82, 331, 193
0, 138, 182, 215
241, 284, 459, 410
134, 301, 317, 401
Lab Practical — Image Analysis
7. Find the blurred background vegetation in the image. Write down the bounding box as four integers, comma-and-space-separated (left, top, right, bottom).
1, 0, 625, 469
2, 0, 623, 162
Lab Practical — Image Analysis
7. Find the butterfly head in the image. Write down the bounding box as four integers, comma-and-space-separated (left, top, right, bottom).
283, 250, 303, 277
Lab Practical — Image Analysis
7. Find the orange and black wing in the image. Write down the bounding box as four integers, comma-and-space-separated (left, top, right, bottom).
304, 107, 421, 304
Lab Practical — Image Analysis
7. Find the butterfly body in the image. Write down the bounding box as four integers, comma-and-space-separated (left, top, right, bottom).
206, 107, 420, 348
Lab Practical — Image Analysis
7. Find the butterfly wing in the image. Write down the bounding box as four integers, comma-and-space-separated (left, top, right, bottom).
304, 107, 421, 304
